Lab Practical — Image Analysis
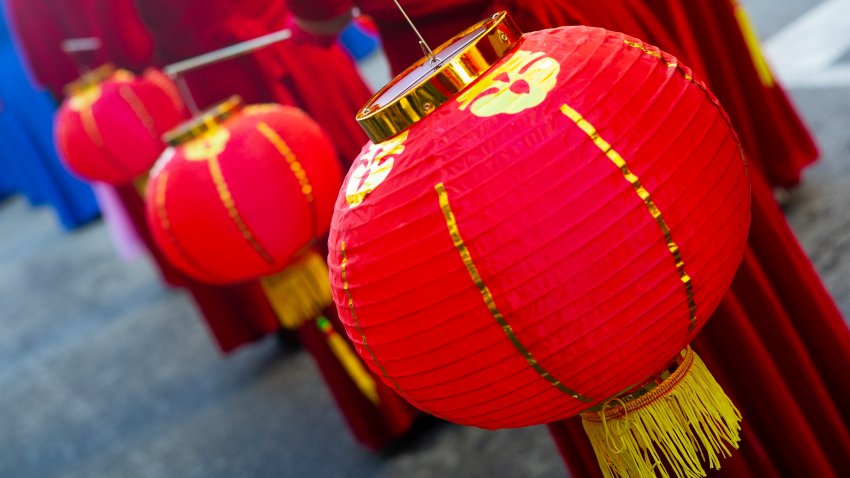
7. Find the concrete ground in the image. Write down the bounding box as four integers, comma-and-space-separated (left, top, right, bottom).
0, 1, 848, 476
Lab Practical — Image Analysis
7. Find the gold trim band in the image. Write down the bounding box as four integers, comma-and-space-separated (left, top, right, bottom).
153, 171, 219, 279
81, 105, 104, 148
435, 183, 592, 403
339, 242, 430, 412
207, 156, 275, 265
560, 104, 697, 331
256, 121, 318, 237
64, 64, 116, 97
165, 96, 243, 146
580, 347, 693, 421
119, 85, 155, 133
622, 38, 748, 176
356, 11, 523, 143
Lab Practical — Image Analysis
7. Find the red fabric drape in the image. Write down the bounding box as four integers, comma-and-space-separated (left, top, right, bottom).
288, 0, 490, 75
296, 308, 419, 449
6, 0, 282, 354
133, 0, 370, 163
114, 184, 283, 352
488, 0, 817, 190
5, 0, 153, 99
118, 184, 416, 449
286, 0, 816, 188
643, 0, 818, 188
130, 0, 418, 447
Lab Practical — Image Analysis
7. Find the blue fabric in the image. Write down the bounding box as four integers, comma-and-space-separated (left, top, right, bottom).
0, 4, 99, 229
339, 20, 379, 61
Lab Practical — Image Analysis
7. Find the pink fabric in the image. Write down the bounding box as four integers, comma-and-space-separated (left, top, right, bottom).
91, 183, 146, 261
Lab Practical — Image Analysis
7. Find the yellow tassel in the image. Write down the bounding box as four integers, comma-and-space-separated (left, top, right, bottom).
260, 250, 333, 329
581, 347, 742, 478
732, 1, 776, 87
317, 316, 380, 405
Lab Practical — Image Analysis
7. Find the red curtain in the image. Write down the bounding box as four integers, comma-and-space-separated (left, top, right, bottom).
5, 0, 153, 99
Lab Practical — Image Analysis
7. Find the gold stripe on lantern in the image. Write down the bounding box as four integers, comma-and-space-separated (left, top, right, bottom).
339, 241, 434, 413
119, 85, 156, 133
207, 156, 276, 265
153, 170, 221, 279
560, 104, 698, 331
256, 121, 318, 236
81, 106, 104, 148
434, 183, 592, 403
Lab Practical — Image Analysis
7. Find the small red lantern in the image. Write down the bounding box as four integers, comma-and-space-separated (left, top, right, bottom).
146, 98, 341, 285
55, 65, 187, 185
329, 14, 750, 478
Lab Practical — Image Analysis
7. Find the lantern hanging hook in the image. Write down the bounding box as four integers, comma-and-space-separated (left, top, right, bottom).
392, 0, 440, 65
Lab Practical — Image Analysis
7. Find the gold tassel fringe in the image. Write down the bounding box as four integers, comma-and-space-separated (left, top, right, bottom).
317, 316, 380, 405
581, 347, 742, 478
260, 250, 333, 329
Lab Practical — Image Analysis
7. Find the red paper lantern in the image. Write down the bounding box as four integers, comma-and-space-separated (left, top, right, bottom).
146, 98, 342, 284
328, 14, 750, 477
55, 65, 187, 185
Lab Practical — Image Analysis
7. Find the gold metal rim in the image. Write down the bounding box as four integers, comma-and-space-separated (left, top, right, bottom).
64, 64, 117, 97
356, 11, 523, 143
164, 96, 244, 146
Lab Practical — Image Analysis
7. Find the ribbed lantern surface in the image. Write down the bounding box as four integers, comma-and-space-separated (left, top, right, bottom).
328, 26, 750, 429
147, 103, 341, 284
55, 67, 186, 184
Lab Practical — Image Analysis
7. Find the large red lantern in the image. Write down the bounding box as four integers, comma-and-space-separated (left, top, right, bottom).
55, 65, 187, 185
328, 13, 750, 478
146, 97, 342, 285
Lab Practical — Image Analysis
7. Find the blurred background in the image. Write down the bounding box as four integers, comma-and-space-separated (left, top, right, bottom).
0, 0, 847, 477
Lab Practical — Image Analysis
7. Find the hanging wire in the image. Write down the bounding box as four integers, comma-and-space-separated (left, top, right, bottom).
391, 0, 440, 64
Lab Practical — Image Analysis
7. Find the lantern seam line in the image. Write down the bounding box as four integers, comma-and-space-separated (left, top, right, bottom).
153, 171, 225, 281
75, 96, 135, 179
119, 85, 156, 134
559, 104, 697, 332
207, 155, 276, 265
81, 102, 104, 149
339, 241, 436, 414
255, 121, 318, 238
146, 72, 186, 112
434, 182, 592, 403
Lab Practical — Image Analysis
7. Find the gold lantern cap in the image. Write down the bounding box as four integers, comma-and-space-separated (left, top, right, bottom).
356, 11, 523, 143
64, 64, 118, 97
164, 95, 243, 146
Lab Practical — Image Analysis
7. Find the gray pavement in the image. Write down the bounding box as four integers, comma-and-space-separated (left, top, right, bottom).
1, 1, 849, 477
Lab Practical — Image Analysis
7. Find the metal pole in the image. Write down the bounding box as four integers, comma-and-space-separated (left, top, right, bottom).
61, 37, 102, 75
163, 29, 292, 77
